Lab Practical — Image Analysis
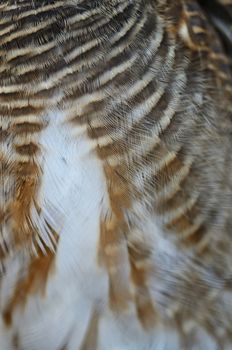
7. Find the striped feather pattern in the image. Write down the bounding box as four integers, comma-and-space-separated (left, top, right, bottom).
1, 0, 232, 349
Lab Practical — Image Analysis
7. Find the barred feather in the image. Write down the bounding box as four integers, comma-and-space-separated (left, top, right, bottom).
0, 1, 232, 349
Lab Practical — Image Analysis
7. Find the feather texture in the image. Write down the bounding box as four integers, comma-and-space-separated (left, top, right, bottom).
0, 0, 232, 349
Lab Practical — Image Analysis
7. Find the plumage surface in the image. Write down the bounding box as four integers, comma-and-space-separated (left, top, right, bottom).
0, 0, 232, 349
